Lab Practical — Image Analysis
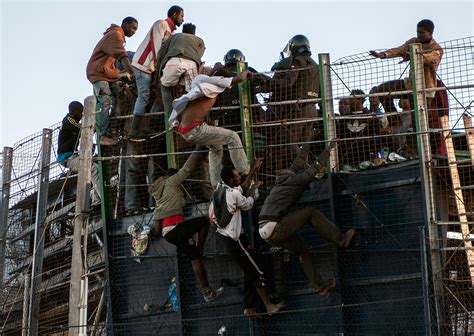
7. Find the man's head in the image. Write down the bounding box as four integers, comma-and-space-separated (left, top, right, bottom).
168, 5, 184, 27
417, 19, 434, 43
221, 166, 241, 187
121, 17, 138, 37
288, 34, 311, 56
224, 49, 246, 66
182, 23, 196, 35
68, 101, 83, 120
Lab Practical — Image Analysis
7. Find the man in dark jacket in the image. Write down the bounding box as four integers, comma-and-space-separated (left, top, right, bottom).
156, 23, 206, 139
57, 101, 101, 205
149, 146, 223, 302
258, 140, 356, 296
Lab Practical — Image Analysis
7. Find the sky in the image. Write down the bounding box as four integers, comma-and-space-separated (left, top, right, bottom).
1, 0, 473, 148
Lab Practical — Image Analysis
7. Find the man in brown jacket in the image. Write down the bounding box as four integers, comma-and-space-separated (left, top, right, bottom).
369, 19, 443, 153
86, 16, 138, 145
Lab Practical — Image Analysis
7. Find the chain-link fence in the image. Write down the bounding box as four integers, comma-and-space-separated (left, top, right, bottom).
1, 37, 473, 335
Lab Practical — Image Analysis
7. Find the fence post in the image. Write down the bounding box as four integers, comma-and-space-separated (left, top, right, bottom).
0, 147, 13, 288
410, 43, 443, 332
22, 273, 31, 336
237, 61, 254, 162
318, 53, 339, 172
27, 128, 52, 336
68, 96, 95, 335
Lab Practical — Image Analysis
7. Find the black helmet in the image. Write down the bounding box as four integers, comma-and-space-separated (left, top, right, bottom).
224, 49, 246, 65
288, 34, 311, 55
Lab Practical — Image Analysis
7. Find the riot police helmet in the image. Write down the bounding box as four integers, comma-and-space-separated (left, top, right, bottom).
288, 34, 311, 55
224, 49, 246, 65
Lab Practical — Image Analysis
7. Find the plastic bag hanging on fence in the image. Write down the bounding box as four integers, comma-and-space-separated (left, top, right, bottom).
166, 277, 180, 312
127, 224, 151, 261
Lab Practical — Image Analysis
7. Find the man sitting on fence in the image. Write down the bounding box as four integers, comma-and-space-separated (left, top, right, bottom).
57, 101, 101, 206
168, 69, 253, 188
258, 139, 356, 296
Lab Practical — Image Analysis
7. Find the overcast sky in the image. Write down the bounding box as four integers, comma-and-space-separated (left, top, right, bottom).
1, 0, 473, 148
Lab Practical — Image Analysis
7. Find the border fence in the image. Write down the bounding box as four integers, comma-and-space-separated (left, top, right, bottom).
1, 37, 473, 335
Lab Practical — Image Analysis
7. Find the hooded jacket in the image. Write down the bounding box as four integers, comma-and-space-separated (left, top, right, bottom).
86, 24, 128, 84
149, 151, 201, 220
258, 142, 331, 222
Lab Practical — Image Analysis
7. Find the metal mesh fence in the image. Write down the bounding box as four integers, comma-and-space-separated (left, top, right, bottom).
1, 37, 473, 335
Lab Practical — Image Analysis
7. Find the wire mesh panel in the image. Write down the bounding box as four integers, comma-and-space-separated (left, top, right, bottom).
1, 37, 473, 335
1, 123, 106, 335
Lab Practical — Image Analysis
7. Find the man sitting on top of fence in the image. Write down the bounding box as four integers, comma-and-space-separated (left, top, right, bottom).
168, 69, 253, 188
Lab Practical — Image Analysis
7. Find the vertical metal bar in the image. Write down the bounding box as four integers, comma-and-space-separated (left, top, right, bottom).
163, 94, 177, 169
22, 273, 31, 336
318, 53, 338, 224
420, 227, 432, 335
0, 147, 13, 287
318, 53, 339, 172
237, 61, 254, 162
69, 96, 95, 335
410, 43, 442, 333
28, 128, 52, 336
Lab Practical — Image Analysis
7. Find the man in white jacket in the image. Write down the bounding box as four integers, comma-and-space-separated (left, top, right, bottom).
129, 5, 184, 139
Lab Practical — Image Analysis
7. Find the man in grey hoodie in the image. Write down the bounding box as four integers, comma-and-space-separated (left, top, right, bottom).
149, 146, 223, 302
258, 140, 356, 296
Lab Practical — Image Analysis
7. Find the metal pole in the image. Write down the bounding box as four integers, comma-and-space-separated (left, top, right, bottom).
68, 96, 95, 335
319, 53, 338, 224
410, 43, 442, 333
28, 128, 53, 336
420, 228, 432, 335
237, 61, 254, 162
22, 273, 31, 336
0, 147, 13, 288
318, 53, 339, 172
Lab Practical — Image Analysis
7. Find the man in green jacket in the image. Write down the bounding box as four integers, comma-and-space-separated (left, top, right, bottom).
155, 23, 206, 139
149, 146, 223, 302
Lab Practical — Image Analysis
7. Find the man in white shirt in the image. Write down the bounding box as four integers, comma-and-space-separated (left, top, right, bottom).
129, 5, 184, 139
170, 70, 253, 187
211, 166, 284, 318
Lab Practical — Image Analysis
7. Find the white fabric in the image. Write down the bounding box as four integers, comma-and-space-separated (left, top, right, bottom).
132, 19, 173, 74
160, 57, 199, 92
258, 220, 278, 240
169, 75, 233, 129
210, 183, 254, 241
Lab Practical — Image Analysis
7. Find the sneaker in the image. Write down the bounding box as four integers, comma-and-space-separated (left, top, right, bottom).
203, 287, 224, 302
340, 228, 356, 248
99, 135, 118, 146
315, 278, 336, 297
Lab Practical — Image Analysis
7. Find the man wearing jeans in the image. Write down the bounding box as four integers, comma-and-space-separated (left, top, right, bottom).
169, 70, 253, 187
57, 101, 101, 205
258, 141, 356, 296
129, 6, 184, 139
86, 17, 138, 146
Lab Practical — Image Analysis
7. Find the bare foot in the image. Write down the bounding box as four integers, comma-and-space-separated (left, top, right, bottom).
266, 301, 285, 315
244, 308, 262, 320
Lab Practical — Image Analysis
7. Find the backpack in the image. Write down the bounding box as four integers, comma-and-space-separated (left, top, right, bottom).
211, 184, 234, 229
